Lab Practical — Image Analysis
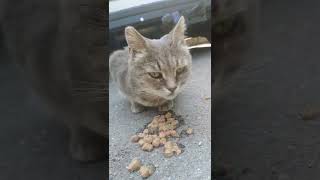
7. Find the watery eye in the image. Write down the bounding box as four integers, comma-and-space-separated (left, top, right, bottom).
177, 66, 187, 74
148, 72, 162, 79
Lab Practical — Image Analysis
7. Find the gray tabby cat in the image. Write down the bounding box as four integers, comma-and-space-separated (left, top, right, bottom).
109, 16, 192, 113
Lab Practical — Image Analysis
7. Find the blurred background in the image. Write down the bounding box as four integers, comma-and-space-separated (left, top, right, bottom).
214, 0, 320, 179
0, 1, 106, 180
109, 0, 211, 52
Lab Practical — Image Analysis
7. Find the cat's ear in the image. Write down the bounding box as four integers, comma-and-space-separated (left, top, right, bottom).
125, 26, 147, 52
169, 16, 186, 46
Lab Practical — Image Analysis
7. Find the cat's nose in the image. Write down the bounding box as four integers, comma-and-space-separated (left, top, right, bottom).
168, 86, 177, 93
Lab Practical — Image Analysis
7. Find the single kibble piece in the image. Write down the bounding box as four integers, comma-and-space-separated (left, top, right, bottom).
151, 118, 159, 124
163, 141, 182, 157
170, 130, 178, 137
173, 146, 182, 156
164, 150, 173, 157
151, 135, 158, 138
138, 139, 145, 146
164, 141, 175, 149
186, 128, 193, 135
159, 125, 169, 131
142, 143, 153, 151
164, 130, 172, 137
175, 148, 182, 155
153, 120, 160, 126
148, 121, 158, 128
160, 137, 167, 145
159, 115, 166, 122
153, 115, 161, 122
138, 133, 145, 138
172, 120, 179, 126
152, 138, 160, 147
131, 135, 140, 143
143, 135, 153, 144
148, 126, 158, 134
165, 112, 172, 119
127, 158, 141, 172
159, 131, 166, 138
169, 123, 177, 130
139, 165, 155, 178
143, 129, 149, 134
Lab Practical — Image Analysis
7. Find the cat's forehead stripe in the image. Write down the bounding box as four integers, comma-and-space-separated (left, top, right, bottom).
154, 52, 183, 72
156, 61, 161, 70
144, 62, 159, 72
169, 54, 177, 69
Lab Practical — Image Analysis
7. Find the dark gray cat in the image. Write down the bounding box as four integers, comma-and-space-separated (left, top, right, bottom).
109, 16, 192, 113
0, 0, 107, 162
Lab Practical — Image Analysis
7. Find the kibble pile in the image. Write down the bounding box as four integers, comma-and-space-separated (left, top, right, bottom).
127, 111, 193, 178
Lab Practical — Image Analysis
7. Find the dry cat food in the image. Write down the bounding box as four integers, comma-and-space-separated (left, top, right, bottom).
141, 143, 153, 151
163, 141, 182, 158
186, 127, 193, 135
130, 135, 140, 143
130, 111, 190, 157
139, 164, 156, 178
127, 158, 142, 172
127, 158, 155, 178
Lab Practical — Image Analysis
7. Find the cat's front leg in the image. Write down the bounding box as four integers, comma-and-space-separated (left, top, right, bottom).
158, 100, 174, 112
130, 101, 145, 113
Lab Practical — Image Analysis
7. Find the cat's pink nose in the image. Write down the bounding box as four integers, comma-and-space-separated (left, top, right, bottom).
168, 86, 177, 93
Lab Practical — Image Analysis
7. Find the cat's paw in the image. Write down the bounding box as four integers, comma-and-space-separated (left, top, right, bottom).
69, 129, 106, 162
131, 102, 144, 113
158, 100, 174, 112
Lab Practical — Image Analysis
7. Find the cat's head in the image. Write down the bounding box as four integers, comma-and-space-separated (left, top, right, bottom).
125, 16, 192, 100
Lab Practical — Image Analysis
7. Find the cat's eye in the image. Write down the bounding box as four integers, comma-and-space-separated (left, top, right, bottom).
148, 72, 162, 79
176, 66, 187, 74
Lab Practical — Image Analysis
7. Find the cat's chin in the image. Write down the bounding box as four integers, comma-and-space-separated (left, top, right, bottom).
164, 94, 177, 100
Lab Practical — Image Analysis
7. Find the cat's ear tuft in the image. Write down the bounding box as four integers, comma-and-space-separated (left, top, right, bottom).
125, 26, 147, 51
170, 16, 186, 45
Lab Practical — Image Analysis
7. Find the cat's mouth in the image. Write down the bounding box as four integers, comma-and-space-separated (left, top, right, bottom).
144, 88, 178, 100
164, 92, 177, 100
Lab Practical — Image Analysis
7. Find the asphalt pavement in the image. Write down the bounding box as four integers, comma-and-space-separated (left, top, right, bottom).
109, 48, 211, 180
